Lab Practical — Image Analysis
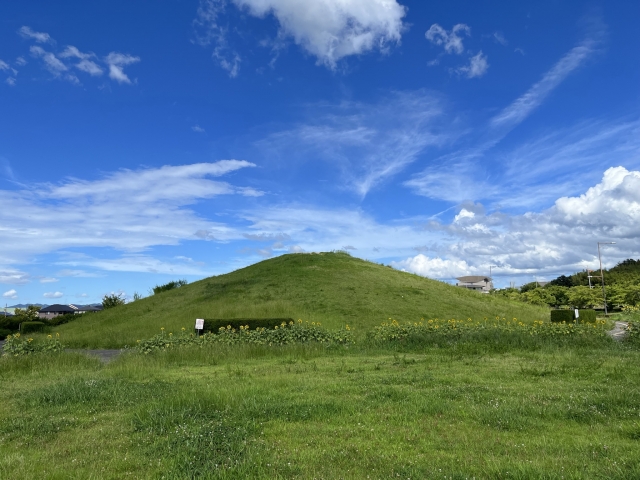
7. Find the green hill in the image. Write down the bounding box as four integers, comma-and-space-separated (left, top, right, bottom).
53, 252, 550, 348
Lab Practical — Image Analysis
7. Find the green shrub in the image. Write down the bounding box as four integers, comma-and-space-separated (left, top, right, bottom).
577, 309, 597, 323
46, 313, 78, 327
550, 309, 597, 323
202, 318, 294, 333
152, 280, 188, 295
0, 328, 11, 340
550, 310, 575, 323
20, 321, 45, 334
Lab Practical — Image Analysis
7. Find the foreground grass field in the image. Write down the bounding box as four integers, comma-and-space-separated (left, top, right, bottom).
50, 252, 549, 348
2, 342, 640, 479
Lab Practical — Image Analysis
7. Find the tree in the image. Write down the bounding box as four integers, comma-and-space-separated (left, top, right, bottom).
522, 288, 556, 307
545, 286, 570, 307
549, 275, 573, 287
567, 286, 601, 309
102, 293, 126, 309
13, 305, 40, 323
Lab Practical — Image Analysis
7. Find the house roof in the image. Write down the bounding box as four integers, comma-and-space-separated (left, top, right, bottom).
39, 304, 78, 313
456, 276, 492, 283
73, 304, 103, 311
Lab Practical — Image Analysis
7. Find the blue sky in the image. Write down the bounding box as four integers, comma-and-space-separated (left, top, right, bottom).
1, 0, 639, 304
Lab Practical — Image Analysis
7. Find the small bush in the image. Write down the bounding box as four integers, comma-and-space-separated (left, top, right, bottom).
550, 309, 597, 323
102, 293, 126, 309
202, 318, 294, 333
152, 280, 188, 295
21, 321, 45, 334
0, 328, 11, 340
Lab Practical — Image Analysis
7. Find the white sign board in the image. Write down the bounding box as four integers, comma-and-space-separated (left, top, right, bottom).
574, 309, 579, 319
195, 318, 204, 330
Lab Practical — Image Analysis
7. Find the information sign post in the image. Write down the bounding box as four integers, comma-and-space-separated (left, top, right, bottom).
195, 318, 204, 337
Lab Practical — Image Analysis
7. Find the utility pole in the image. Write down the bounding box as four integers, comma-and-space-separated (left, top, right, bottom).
597, 242, 616, 316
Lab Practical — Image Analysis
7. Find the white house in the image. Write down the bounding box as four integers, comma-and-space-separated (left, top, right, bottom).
456, 276, 493, 293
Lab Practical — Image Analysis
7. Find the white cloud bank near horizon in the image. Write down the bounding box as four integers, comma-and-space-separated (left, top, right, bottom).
394, 166, 640, 281
1, 163, 639, 287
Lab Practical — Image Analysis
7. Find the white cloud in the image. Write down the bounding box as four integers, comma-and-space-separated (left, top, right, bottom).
194, 0, 407, 72
2, 289, 18, 299
5, 77, 16, 86
393, 255, 470, 279
455, 50, 488, 78
60, 46, 103, 76
192, 125, 206, 133
399, 167, 640, 282
43, 291, 64, 299
104, 52, 140, 84
425, 23, 470, 55
15, 56, 27, 66
0, 60, 9, 71
18, 26, 52, 44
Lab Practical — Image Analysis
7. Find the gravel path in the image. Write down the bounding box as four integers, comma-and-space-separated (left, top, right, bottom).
607, 321, 629, 341
66, 349, 123, 363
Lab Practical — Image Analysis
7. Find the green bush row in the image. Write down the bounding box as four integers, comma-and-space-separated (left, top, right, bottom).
550, 309, 597, 323
202, 318, 294, 333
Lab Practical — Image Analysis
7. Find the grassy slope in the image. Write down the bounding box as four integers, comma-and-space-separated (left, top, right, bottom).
53, 252, 549, 348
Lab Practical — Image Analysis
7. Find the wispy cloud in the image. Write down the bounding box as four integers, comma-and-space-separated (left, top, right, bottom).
425, 23, 470, 54
60, 46, 103, 76
491, 32, 603, 130
455, 50, 488, 78
192, 125, 206, 133
259, 91, 452, 197
104, 52, 140, 84
406, 23, 607, 205
18, 26, 52, 44
0, 161, 258, 272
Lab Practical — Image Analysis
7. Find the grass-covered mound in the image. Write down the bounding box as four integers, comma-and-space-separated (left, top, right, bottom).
51, 252, 549, 348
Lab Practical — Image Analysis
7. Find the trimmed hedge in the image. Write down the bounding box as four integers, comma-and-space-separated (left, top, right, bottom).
202, 318, 295, 333
551, 309, 597, 323
20, 321, 46, 334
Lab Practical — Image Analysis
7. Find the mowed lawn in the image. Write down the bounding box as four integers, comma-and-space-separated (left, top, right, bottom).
2, 344, 639, 479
